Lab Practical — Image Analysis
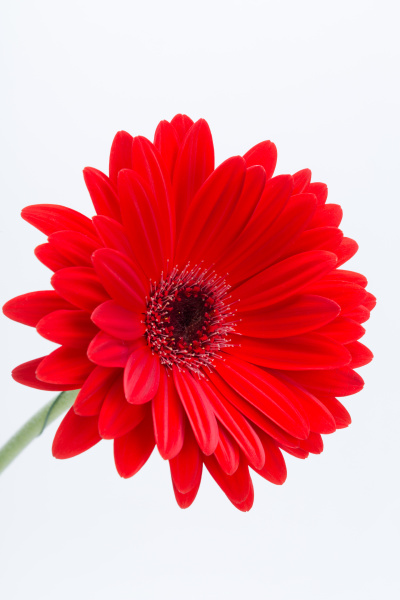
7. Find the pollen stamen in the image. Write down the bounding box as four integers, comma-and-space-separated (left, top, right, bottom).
144, 263, 237, 376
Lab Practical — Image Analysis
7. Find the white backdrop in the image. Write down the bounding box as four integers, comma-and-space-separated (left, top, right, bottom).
0, 1, 398, 598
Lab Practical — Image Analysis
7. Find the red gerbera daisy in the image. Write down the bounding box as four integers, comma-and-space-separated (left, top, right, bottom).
3, 114, 375, 511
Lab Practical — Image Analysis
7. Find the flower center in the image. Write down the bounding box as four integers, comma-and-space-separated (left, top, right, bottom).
144, 264, 236, 374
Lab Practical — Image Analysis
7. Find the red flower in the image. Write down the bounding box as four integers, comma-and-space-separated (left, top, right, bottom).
3, 114, 375, 510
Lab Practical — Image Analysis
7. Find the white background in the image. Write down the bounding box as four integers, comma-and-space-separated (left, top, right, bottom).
0, 1, 398, 598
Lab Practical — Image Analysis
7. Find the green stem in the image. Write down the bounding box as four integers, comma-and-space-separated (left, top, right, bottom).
0, 390, 79, 475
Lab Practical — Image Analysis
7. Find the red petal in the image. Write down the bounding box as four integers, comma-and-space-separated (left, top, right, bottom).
221, 165, 266, 241
109, 130, 133, 185
172, 461, 202, 509
92, 215, 136, 258
283, 367, 364, 397
305, 280, 367, 312
34, 243, 73, 271
215, 358, 309, 439
247, 173, 292, 225
252, 430, 287, 484
280, 226, 343, 259
131, 136, 174, 259
233, 251, 338, 312
228, 332, 351, 370
83, 167, 121, 221
299, 432, 323, 454
173, 368, 218, 456
214, 427, 240, 476
277, 376, 336, 434
316, 317, 365, 344
245, 172, 290, 228
170, 114, 195, 142
207, 370, 301, 449
21, 204, 96, 238
363, 291, 376, 311
344, 305, 370, 324
317, 396, 351, 429
169, 426, 201, 494
52, 408, 101, 459
347, 341, 374, 367
88, 331, 141, 368
3, 291, 73, 327
114, 413, 155, 478
173, 119, 214, 229
51, 267, 109, 311
335, 238, 358, 267
204, 454, 251, 504
37, 309, 98, 347
153, 120, 179, 177
243, 140, 277, 179
36, 346, 94, 385
230, 479, 254, 512
280, 445, 309, 459
216, 174, 293, 278
12, 357, 77, 391
232, 192, 318, 280
48, 230, 101, 267
91, 300, 145, 341
237, 295, 340, 339
99, 376, 147, 439
306, 182, 328, 205
74, 366, 119, 416
199, 377, 265, 469
92, 248, 148, 312
292, 169, 312, 194
325, 269, 368, 288
152, 368, 185, 460
308, 204, 342, 228
124, 345, 160, 404
117, 169, 166, 279
176, 156, 246, 266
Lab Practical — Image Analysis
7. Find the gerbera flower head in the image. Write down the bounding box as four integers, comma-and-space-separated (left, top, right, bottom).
3, 114, 375, 511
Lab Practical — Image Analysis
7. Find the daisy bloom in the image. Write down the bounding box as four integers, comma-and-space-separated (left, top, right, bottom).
3, 114, 375, 511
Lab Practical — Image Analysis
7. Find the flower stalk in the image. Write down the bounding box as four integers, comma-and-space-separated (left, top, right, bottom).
0, 390, 78, 475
